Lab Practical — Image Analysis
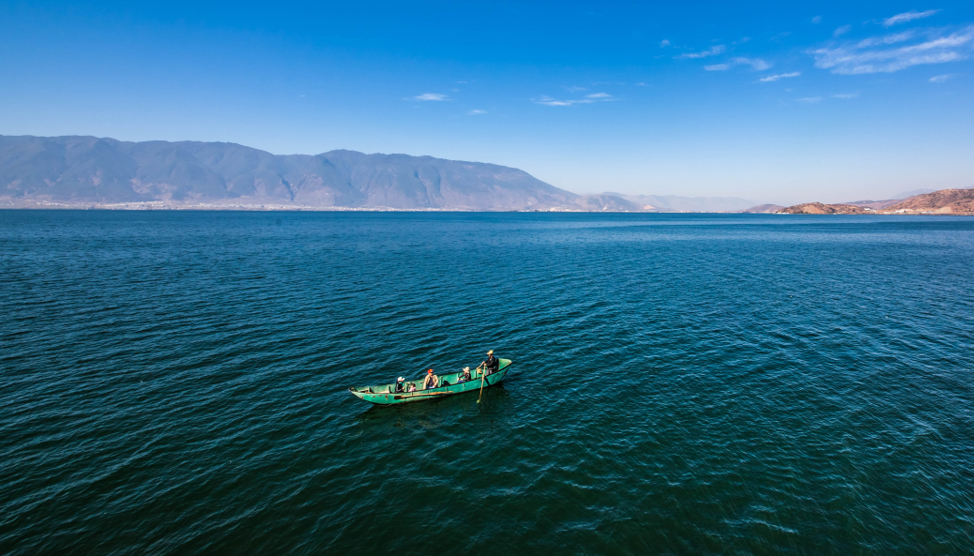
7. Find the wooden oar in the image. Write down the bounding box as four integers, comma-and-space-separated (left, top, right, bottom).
476, 363, 486, 404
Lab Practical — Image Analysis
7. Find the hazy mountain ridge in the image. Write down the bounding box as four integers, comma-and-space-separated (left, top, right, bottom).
741, 204, 785, 214
1, 135, 768, 212
604, 192, 755, 213
0, 135, 579, 210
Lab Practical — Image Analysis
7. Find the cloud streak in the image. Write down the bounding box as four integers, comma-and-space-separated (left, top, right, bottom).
884, 10, 940, 27
759, 71, 801, 82
704, 57, 771, 72
810, 25, 974, 74
677, 45, 725, 59
857, 31, 915, 48
929, 74, 954, 83
413, 93, 449, 101
535, 93, 615, 106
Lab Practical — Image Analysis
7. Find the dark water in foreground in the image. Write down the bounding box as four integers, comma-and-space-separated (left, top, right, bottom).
1, 211, 973, 554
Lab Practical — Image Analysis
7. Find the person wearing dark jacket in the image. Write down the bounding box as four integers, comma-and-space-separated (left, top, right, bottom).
483, 350, 499, 375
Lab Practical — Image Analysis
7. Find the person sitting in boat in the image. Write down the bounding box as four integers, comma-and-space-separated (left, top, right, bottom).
422, 369, 439, 389
482, 350, 499, 375
408, 384, 416, 392
395, 377, 405, 393
458, 367, 471, 383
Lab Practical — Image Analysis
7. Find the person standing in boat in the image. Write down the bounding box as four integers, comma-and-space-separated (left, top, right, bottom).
395, 377, 405, 393
482, 350, 499, 376
422, 369, 439, 389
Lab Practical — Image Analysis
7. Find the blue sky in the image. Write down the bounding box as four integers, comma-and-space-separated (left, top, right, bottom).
1, 1, 972, 204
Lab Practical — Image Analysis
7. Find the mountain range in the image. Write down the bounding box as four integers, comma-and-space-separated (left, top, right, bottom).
0, 135, 577, 210
0, 135, 756, 212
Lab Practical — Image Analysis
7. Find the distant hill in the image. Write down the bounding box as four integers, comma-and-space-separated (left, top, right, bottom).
603, 192, 755, 212
842, 187, 974, 210
883, 189, 974, 214
777, 188, 974, 215
0, 135, 579, 210
741, 204, 785, 214
778, 203, 868, 215
572, 194, 645, 212
893, 188, 937, 199
843, 199, 905, 210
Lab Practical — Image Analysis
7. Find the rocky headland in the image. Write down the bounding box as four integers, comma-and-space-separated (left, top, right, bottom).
776, 189, 974, 215
778, 203, 868, 215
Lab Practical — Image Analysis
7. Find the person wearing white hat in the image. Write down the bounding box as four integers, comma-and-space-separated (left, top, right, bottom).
458, 367, 471, 383
482, 350, 499, 376
395, 377, 405, 393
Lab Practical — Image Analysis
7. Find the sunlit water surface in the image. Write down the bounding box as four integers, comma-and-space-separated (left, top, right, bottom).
1, 211, 972, 554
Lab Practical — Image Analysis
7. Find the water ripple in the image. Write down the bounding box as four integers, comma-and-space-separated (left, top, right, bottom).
1, 211, 973, 554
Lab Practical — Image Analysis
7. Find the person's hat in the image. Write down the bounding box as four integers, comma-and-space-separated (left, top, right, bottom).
398, 377, 404, 382
427, 369, 434, 374
463, 367, 470, 371
487, 350, 493, 355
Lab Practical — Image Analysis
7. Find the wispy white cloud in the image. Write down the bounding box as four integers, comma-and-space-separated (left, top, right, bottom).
413, 93, 449, 101
810, 25, 974, 74
536, 96, 576, 106
733, 57, 771, 70
759, 71, 801, 82
535, 92, 615, 106
832, 92, 859, 98
564, 86, 588, 92
704, 57, 771, 72
635, 82, 648, 86
468, 109, 486, 115
660, 39, 671, 47
812, 16, 822, 24
796, 97, 823, 103
884, 9, 940, 27
677, 45, 726, 59
857, 31, 915, 48
834, 25, 852, 37
929, 73, 955, 82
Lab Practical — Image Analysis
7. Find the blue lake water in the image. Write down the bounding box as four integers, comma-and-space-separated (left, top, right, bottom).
1, 210, 973, 554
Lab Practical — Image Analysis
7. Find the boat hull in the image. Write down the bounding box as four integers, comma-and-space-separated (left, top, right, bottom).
349, 359, 512, 405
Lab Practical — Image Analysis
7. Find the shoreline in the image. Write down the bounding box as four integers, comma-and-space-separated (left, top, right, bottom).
0, 203, 968, 215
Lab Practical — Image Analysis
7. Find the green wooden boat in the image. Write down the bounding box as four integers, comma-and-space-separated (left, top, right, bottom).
348, 359, 513, 405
